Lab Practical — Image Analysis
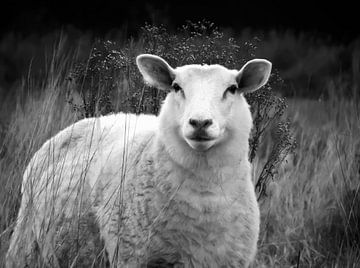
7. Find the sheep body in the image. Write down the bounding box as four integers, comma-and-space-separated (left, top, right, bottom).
7, 55, 271, 267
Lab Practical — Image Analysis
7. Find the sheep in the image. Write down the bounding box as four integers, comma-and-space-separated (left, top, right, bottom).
6, 54, 272, 267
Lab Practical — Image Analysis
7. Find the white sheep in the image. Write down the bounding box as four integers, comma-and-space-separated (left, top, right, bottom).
6, 54, 272, 267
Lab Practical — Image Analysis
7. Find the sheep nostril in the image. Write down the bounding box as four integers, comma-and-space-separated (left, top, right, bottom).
189, 119, 198, 128
189, 119, 213, 129
202, 119, 213, 128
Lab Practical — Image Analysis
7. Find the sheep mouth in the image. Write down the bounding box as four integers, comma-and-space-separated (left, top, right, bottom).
188, 135, 215, 142
185, 133, 217, 151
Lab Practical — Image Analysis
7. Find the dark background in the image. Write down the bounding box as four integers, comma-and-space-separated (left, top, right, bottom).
0, 0, 359, 43
0, 0, 359, 102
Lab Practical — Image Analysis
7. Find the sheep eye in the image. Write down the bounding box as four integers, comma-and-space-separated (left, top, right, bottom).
223, 84, 238, 98
172, 83, 182, 93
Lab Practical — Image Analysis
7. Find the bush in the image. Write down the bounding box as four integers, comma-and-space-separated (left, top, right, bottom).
69, 21, 296, 200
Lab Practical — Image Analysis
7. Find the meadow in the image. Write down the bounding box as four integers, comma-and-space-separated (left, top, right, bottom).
0, 22, 359, 267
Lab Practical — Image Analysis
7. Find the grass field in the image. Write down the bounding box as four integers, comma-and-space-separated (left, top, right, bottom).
0, 24, 359, 267
255, 95, 360, 267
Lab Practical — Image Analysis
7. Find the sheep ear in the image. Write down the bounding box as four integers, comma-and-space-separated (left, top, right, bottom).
236, 59, 272, 93
136, 54, 175, 90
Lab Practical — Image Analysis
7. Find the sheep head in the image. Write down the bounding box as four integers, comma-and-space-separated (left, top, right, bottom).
136, 54, 272, 155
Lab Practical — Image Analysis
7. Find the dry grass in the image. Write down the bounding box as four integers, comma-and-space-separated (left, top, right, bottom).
0, 51, 78, 266
254, 90, 360, 267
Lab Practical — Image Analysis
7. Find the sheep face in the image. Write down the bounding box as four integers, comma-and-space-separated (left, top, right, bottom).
171, 65, 240, 152
136, 54, 272, 153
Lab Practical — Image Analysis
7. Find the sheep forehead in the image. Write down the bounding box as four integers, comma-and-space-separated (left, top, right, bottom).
174, 64, 238, 90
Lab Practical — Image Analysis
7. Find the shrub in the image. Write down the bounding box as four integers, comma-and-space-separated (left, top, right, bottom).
68, 20, 296, 199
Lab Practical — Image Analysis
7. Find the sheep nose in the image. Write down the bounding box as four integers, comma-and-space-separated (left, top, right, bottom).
189, 118, 213, 130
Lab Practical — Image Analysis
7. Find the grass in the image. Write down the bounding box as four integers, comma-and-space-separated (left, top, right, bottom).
255, 94, 360, 267
0, 23, 359, 267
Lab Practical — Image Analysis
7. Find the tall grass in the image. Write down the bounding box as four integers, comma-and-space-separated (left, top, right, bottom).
0, 43, 78, 266
255, 87, 360, 266
0, 23, 359, 267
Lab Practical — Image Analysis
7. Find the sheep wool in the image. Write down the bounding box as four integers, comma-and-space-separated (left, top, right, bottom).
7, 54, 272, 268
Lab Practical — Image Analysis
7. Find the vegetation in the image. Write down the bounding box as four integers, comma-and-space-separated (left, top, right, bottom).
0, 21, 359, 267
